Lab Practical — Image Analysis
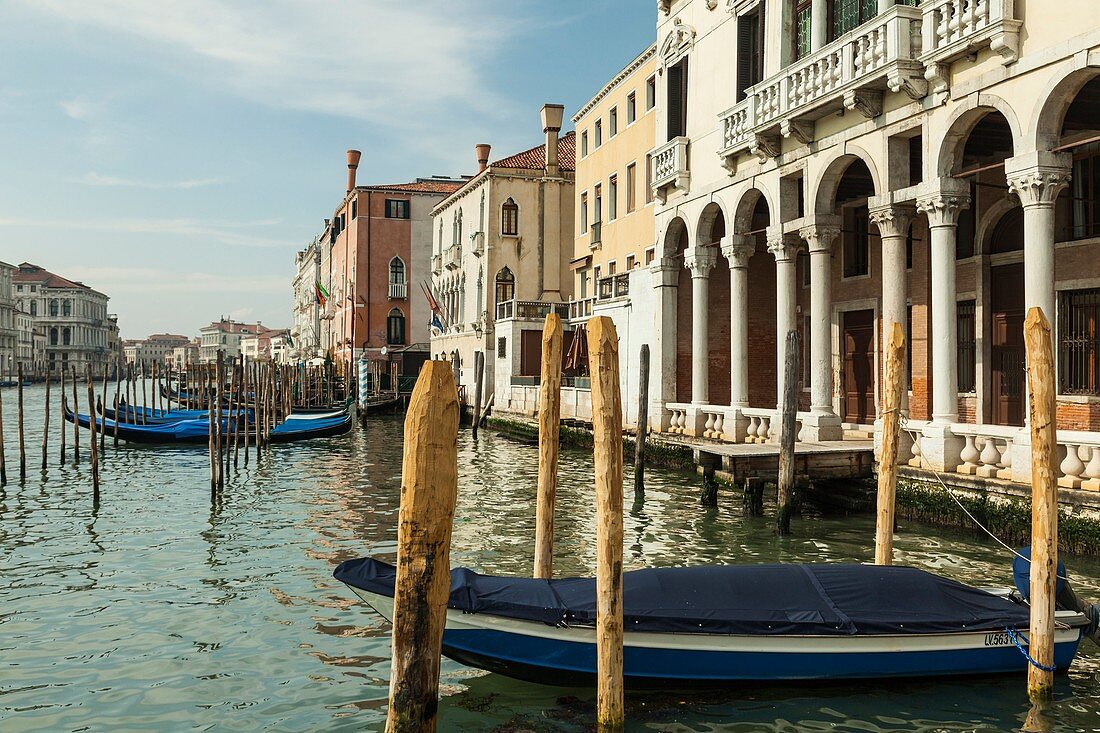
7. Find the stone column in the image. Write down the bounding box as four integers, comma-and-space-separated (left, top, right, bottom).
684, 247, 717, 408
870, 205, 916, 410
811, 0, 828, 52
1005, 152, 1072, 325
915, 181, 970, 470
768, 228, 802, 413
721, 234, 755, 442
652, 257, 681, 432
799, 218, 843, 441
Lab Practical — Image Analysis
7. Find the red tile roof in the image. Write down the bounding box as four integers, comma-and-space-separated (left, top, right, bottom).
361, 179, 465, 195
491, 131, 576, 172
14, 262, 105, 296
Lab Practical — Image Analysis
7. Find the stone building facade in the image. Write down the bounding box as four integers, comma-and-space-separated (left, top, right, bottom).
124, 333, 191, 366
429, 105, 576, 406
0, 260, 16, 376
631, 0, 1100, 487
291, 235, 323, 363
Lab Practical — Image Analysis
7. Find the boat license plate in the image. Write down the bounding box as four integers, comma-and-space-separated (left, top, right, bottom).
984, 632, 1012, 647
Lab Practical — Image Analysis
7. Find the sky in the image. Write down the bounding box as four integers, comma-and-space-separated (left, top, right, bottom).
0, 0, 656, 339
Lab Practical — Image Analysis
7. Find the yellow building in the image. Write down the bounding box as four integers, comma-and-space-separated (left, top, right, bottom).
571, 43, 658, 320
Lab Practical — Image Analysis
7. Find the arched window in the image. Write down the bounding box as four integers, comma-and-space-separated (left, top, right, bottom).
29, 300, 37, 316
49, 327, 58, 346
386, 308, 406, 345
62, 327, 71, 346
49, 299, 58, 316
389, 257, 407, 299
502, 198, 519, 236
495, 266, 515, 306
62, 299, 71, 316
457, 210, 463, 246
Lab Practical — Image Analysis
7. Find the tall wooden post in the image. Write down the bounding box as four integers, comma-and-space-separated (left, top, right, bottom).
634, 344, 650, 498
1024, 307, 1058, 701
113, 361, 121, 446
209, 360, 216, 491
71, 365, 80, 465
534, 314, 563, 580
41, 371, 51, 470
100, 365, 108, 453
86, 364, 100, 498
385, 361, 460, 733
875, 322, 905, 565
777, 330, 799, 536
17, 364, 25, 480
587, 316, 624, 730
471, 351, 484, 439
59, 366, 66, 465
215, 351, 225, 489
0, 377, 6, 486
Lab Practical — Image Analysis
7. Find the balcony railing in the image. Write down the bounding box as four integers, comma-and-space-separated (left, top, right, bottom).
920, 0, 1021, 93
470, 231, 484, 257
431, 254, 442, 274
495, 299, 571, 321
597, 273, 630, 301
569, 297, 595, 320
649, 136, 690, 202
444, 244, 462, 270
717, 5, 925, 169
388, 281, 407, 300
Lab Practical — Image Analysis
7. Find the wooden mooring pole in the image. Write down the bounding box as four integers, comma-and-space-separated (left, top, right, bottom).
86, 364, 100, 498
1024, 307, 1058, 701
41, 370, 50, 470
534, 313, 562, 580
100, 365, 108, 454
385, 361, 459, 733
0, 376, 6, 486
59, 366, 66, 465
17, 363, 25, 480
777, 330, 799, 536
634, 344, 650, 499
587, 316, 624, 731
471, 351, 483, 439
71, 365, 79, 465
875, 322, 905, 565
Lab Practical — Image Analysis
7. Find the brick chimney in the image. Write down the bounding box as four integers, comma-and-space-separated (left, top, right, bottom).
475, 144, 491, 173
541, 104, 565, 175
346, 149, 362, 192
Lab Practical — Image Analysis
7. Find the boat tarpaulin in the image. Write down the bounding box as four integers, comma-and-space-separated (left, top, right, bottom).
334, 558, 1032, 636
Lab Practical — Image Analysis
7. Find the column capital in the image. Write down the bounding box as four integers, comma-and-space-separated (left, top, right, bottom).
799, 215, 842, 254
916, 179, 970, 228
684, 246, 717, 277
868, 204, 916, 239
720, 234, 755, 267
766, 227, 802, 262
1006, 151, 1072, 209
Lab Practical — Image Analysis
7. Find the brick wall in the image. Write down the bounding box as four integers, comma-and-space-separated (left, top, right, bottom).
708, 257, 732, 405
675, 266, 692, 403
747, 249, 777, 407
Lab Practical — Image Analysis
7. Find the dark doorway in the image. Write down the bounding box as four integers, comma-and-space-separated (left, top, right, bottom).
842, 309, 875, 423
991, 262, 1025, 426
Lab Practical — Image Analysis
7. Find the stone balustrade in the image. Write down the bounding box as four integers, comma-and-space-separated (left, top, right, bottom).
649, 136, 690, 201
920, 0, 1021, 92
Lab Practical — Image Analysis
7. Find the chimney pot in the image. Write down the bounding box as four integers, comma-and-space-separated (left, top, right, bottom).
540, 104, 565, 173
346, 149, 362, 192
475, 144, 492, 173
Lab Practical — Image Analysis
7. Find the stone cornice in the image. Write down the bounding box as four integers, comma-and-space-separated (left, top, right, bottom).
573, 43, 658, 123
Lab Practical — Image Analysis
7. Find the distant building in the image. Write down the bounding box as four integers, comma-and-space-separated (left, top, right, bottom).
13, 262, 112, 375
199, 318, 264, 362
124, 333, 191, 366
171, 339, 201, 368
322, 151, 464, 368
241, 327, 290, 363
0, 260, 16, 375
291, 235, 323, 362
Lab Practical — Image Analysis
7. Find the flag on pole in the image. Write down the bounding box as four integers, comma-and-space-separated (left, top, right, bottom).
315, 280, 329, 309
430, 313, 445, 334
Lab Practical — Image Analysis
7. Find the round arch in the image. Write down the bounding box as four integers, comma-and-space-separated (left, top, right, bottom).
660, 216, 692, 258
811, 146, 882, 213
975, 195, 1021, 257
696, 201, 728, 246
1033, 65, 1100, 150
934, 94, 1023, 177
731, 185, 776, 232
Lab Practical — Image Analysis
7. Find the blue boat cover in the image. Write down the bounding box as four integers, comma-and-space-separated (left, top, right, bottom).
72, 409, 348, 441
334, 558, 1032, 636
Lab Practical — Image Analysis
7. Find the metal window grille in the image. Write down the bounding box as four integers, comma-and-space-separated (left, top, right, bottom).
957, 301, 976, 392
1059, 288, 1100, 395
497, 337, 507, 359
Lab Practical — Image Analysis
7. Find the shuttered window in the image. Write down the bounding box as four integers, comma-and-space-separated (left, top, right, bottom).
736, 5, 765, 101
957, 301, 976, 393
666, 57, 688, 140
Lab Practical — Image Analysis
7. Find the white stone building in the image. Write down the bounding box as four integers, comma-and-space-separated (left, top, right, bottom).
624, 0, 1100, 488
124, 333, 191, 366
291, 235, 323, 362
0, 260, 16, 376
199, 319, 264, 363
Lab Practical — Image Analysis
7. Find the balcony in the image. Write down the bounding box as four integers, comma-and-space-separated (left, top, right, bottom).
470, 231, 484, 257
589, 221, 602, 248
444, 244, 462, 270
495, 299, 571, 322
717, 5, 925, 171
388, 281, 407, 300
569, 297, 595, 321
597, 273, 630, 301
649, 136, 690, 203
431, 254, 442, 275
920, 0, 1021, 94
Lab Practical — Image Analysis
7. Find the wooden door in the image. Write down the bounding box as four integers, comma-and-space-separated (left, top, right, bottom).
991, 263, 1024, 426
842, 309, 875, 423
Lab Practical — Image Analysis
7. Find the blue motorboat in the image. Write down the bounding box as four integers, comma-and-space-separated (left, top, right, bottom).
334, 558, 1088, 686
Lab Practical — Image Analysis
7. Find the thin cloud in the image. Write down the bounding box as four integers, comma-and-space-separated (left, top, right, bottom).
0, 215, 292, 249
59, 98, 93, 120
65, 266, 287, 295
70, 172, 223, 189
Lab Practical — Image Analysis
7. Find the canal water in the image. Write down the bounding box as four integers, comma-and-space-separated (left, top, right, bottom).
2, 382, 1099, 732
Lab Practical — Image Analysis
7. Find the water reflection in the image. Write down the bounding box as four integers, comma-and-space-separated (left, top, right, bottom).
0, 384, 1098, 731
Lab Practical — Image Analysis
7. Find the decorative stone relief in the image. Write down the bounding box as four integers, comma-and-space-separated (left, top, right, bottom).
767, 232, 802, 262
684, 247, 718, 277
660, 18, 696, 68
720, 235, 755, 268
916, 192, 970, 228
1007, 169, 1072, 208
799, 225, 842, 254
780, 119, 815, 146
843, 89, 883, 119
750, 133, 781, 162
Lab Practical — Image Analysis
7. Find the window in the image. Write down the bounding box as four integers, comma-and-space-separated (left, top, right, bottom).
389, 257, 407, 299
831, 0, 877, 40
957, 301, 976, 392
608, 176, 618, 221
29, 300, 36, 316
666, 57, 688, 139
62, 299, 71, 316
49, 299, 58, 316
594, 184, 602, 224
495, 266, 515, 306
844, 205, 870, 278
62, 327, 71, 346
645, 76, 656, 110
386, 308, 406, 345
595, 119, 602, 148
627, 92, 637, 124
1066, 141, 1100, 241
646, 248, 656, 264
609, 107, 618, 137
351, 200, 357, 219
793, 0, 812, 60
502, 198, 519, 236
581, 131, 589, 157
737, 5, 765, 100
497, 337, 507, 358
608, 261, 617, 276
1059, 288, 1100, 395
626, 254, 636, 269
581, 193, 589, 232
626, 163, 637, 213
385, 199, 410, 219
645, 154, 653, 203
49, 327, 58, 346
